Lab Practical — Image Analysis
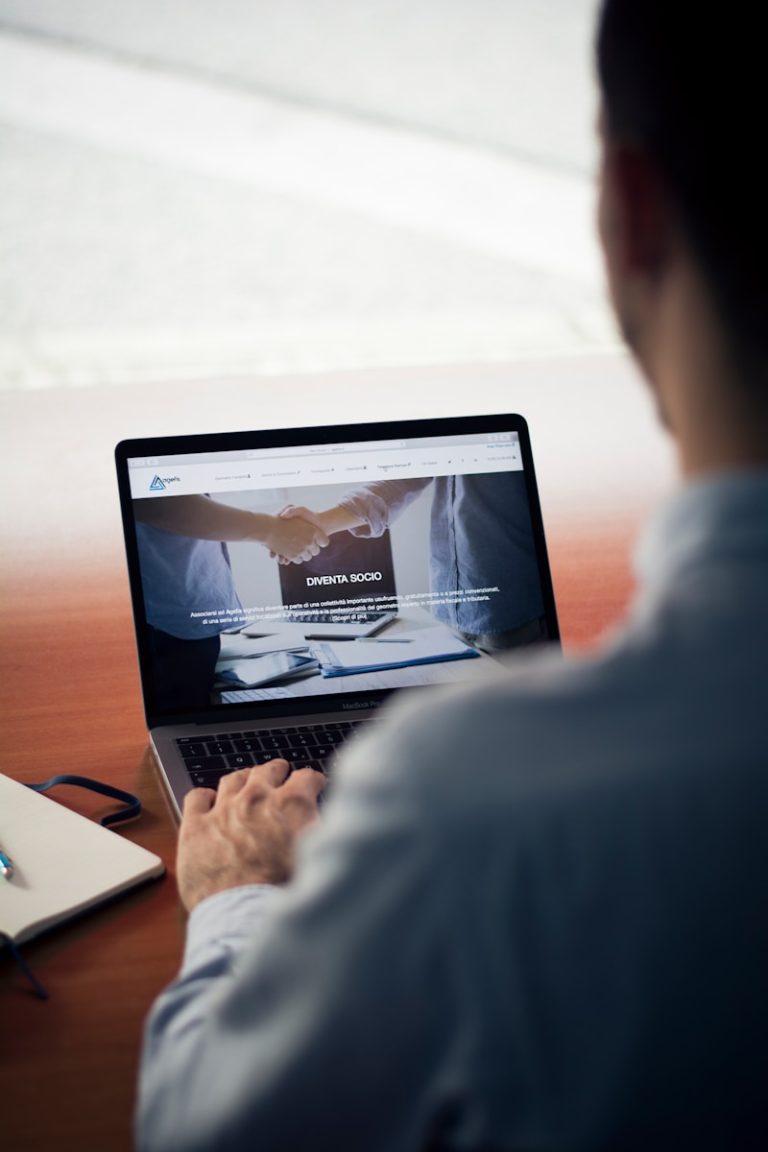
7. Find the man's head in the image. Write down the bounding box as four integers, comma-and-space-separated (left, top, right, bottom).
595, 0, 768, 439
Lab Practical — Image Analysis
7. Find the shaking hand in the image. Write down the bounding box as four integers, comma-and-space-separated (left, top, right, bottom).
264, 512, 329, 563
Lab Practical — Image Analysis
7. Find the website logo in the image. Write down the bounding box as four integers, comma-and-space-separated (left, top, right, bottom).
149, 474, 180, 491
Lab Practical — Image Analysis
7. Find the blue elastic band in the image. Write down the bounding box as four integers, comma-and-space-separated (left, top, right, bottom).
26, 774, 142, 827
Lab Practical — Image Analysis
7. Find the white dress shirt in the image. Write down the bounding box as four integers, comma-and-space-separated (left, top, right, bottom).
137, 473, 768, 1151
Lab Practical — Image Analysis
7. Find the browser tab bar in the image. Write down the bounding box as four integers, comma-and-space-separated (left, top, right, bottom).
128, 432, 521, 499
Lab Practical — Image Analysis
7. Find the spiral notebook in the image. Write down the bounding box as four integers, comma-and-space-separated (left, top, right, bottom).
0, 774, 164, 947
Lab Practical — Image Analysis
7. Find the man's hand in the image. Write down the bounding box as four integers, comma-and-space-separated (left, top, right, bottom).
177, 761, 326, 913
263, 513, 328, 562
280, 504, 328, 532
274, 505, 333, 564
262, 513, 329, 563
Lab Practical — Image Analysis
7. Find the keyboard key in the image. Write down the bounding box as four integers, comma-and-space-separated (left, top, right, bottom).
254, 750, 287, 764
205, 740, 234, 756
189, 767, 231, 787
233, 738, 261, 753
288, 732, 318, 748
259, 734, 290, 751
316, 731, 344, 745
283, 747, 314, 763
179, 742, 207, 759
226, 753, 256, 769
183, 756, 226, 773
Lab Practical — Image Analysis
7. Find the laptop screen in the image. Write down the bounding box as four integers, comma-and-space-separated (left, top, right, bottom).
116, 415, 559, 720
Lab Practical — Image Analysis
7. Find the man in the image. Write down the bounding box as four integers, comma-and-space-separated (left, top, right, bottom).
133, 494, 328, 709
137, 1, 768, 1147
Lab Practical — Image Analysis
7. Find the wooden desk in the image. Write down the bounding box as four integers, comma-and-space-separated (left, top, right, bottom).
0, 359, 674, 1150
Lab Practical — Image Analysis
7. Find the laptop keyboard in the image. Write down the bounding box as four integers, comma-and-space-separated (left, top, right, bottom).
176, 719, 368, 789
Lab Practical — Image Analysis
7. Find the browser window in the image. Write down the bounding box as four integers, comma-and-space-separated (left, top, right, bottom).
126, 428, 550, 709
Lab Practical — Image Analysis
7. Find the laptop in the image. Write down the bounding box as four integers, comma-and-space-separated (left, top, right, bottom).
115, 413, 560, 818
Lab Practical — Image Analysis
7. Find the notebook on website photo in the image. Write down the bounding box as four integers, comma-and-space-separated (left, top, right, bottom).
115, 413, 560, 819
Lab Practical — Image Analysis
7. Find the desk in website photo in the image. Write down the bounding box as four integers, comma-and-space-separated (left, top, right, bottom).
216, 606, 505, 700
0, 360, 673, 1151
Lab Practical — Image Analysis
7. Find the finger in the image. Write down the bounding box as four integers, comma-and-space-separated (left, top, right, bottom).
314, 527, 330, 548
183, 786, 216, 816
216, 769, 252, 799
280, 505, 301, 519
283, 766, 327, 803
251, 758, 291, 788
277, 771, 326, 828
295, 537, 315, 556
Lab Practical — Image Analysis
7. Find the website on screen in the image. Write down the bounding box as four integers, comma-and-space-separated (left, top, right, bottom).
128, 432, 550, 709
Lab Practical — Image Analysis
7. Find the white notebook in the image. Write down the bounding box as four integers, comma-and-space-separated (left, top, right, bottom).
0, 773, 165, 946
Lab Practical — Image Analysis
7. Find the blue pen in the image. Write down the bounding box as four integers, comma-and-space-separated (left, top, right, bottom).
0, 847, 14, 880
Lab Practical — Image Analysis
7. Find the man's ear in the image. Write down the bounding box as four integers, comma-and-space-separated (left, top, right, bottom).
598, 138, 670, 280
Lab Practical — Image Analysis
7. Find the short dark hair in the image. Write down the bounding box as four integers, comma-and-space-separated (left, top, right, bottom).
596, 0, 768, 367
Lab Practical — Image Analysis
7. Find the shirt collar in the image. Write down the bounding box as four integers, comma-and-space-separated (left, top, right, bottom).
634, 469, 768, 594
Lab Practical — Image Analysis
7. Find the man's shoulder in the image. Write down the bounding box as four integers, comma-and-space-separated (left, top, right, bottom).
338, 643, 626, 825
342, 612, 765, 840
375, 643, 628, 774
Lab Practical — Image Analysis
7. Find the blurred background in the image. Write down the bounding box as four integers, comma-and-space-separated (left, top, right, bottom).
0, 0, 612, 393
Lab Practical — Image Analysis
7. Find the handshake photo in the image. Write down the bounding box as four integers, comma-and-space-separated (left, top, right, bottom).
268, 505, 331, 565
132, 492, 367, 564
267, 502, 365, 565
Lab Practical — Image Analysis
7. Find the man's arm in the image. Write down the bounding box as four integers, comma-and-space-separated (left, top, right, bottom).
279, 477, 433, 547
134, 495, 329, 561
137, 748, 463, 1152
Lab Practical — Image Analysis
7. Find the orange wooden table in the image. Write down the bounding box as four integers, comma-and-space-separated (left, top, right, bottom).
0, 359, 673, 1150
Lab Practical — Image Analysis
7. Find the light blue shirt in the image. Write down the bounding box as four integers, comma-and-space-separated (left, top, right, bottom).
137, 473, 768, 1150
339, 474, 545, 634
136, 522, 241, 640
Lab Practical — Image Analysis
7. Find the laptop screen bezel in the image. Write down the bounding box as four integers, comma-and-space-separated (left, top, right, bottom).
115, 412, 560, 729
